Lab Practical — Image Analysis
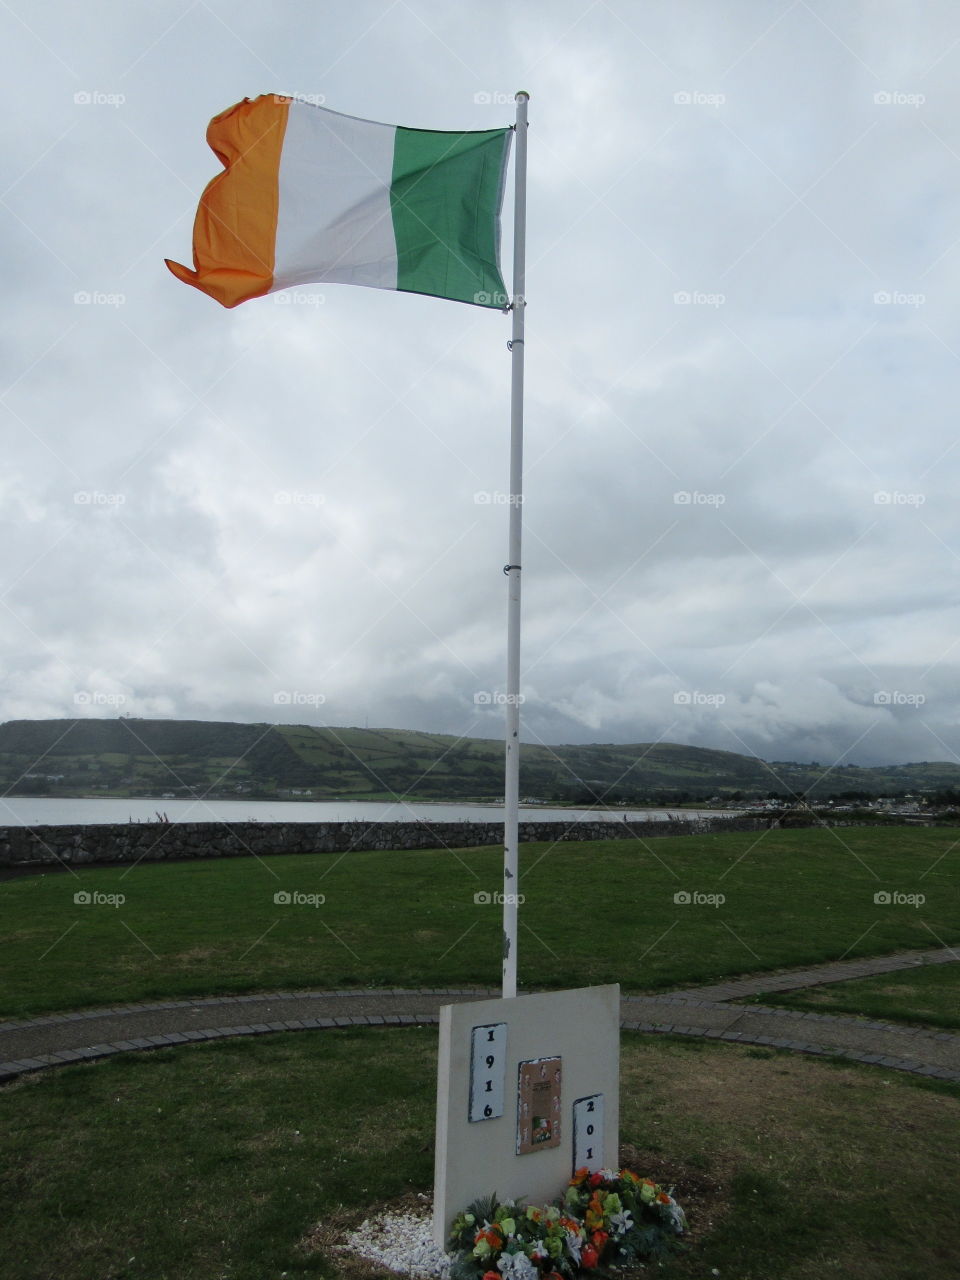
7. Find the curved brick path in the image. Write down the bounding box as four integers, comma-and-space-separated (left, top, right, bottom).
1, 945, 958, 1084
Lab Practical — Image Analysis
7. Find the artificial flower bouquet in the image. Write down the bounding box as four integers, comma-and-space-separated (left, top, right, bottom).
448, 1168, 686, 1278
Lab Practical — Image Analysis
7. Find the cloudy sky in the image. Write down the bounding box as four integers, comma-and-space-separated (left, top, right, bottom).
3, 0, 960, 767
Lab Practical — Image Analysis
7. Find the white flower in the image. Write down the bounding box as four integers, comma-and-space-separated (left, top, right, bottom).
565, 1232, 583, 1264
529, 1241, 548, 1261
497, 1251, 538, 1280
661, 1197, 686, 1233
609, 1209, 634, 1237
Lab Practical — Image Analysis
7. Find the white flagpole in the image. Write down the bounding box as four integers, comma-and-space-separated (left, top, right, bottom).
502, 91, 528, 999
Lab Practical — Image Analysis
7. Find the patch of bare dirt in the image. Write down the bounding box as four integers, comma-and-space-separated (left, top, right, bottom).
618, 1141, 735, 1249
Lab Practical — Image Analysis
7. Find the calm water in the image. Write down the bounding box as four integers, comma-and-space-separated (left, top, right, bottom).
0, 796, 728, 827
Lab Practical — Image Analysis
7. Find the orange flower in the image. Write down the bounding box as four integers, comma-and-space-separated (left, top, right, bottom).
591, 1230, 609, 1250
656, 1192, 671, 1204
571, 1167, 590, 1186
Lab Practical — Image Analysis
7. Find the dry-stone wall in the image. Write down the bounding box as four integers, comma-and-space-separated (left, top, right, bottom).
0, 813, 777, 869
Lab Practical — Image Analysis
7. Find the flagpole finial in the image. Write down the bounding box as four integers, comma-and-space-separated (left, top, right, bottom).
515, 90, 530, 101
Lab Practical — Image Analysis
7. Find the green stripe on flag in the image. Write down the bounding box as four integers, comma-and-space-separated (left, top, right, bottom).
390, 126, 511, 308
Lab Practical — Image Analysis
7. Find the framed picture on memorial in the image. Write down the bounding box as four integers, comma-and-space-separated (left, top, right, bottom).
517, 1056, 561, 1155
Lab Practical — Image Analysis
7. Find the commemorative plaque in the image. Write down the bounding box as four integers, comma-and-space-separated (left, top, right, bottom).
469, 1022, 507, 1122
572, 1093, 604, 1173
516, 1055, 562, 1154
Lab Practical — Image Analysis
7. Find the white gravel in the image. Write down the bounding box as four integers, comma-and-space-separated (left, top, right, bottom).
337, 1210, 455, 1278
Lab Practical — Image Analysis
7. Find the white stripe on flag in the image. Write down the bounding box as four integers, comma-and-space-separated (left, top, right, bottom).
273, 102, 399, 292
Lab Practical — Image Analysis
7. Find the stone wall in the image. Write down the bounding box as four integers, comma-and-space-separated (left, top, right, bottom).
0, 813, 777, 869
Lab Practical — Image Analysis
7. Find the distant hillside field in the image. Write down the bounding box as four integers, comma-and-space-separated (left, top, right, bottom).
1, 718, 958, 805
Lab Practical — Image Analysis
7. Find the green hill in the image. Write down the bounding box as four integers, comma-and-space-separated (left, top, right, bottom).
0, 718, 958, 805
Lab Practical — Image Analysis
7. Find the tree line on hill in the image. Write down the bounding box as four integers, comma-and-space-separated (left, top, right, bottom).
1, 718, 959, 807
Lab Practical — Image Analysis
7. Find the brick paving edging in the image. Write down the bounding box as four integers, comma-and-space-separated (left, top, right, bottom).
4, 942, 954, 1035
620, 1022, 960, 1081
2, 947, 960, 1085
623, 992, 960, 1038
0, 991, 496, 1085
4, 1004, 958, 1086
0, 1013, 443, 1082
0, 988, 498, 1034
667, 944, 959, 1002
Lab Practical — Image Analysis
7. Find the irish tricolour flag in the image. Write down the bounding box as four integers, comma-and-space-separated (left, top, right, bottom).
166, 95, 513, 310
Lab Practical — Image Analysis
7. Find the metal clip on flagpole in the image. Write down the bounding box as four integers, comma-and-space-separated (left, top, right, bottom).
502, 91, 528, 999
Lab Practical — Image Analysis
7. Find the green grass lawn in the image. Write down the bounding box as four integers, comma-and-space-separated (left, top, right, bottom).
1, 1029, 958, 1280
742, 961, 960, 1031
0, 827, 957, 1019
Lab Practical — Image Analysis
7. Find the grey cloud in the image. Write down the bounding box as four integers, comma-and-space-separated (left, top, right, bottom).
2, 0, 960, 768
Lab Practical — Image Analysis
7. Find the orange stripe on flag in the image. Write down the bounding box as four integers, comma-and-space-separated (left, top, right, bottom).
165, 95, 289, 309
